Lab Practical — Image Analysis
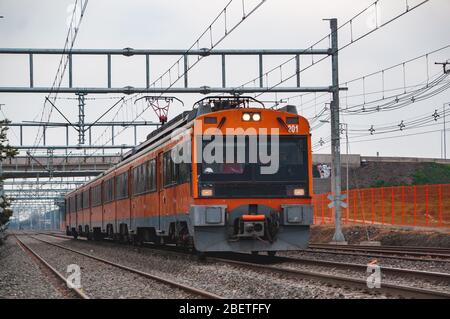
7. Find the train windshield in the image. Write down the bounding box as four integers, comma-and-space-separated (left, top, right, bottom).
199, 135, 309, 198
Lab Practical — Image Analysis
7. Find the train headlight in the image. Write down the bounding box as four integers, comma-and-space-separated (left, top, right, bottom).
201, 188, 213, 197
252, 113, 261, 121
242, 113, 251, 121
293, 188, 305, 196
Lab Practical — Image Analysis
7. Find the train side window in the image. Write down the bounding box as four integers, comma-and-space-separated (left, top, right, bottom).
133, 163, 144, 195
91, 184, 102, 207
163, 151, 177, 187
177, 144, 191, 184
116, 172, 129, 200
132, 166, 139, 195
83, 190, 90, 209
133, 159, 157, 195
141, 163, 146, 193
70, 196, 76, 213
148, 159, 156, 191
163, 144, 191, 187
76, 193, 82, 212
103, 178, 114, 203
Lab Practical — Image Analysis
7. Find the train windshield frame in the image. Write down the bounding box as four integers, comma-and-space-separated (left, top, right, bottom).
198, 135, 309, 198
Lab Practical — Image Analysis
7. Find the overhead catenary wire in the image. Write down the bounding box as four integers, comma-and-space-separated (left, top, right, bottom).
313, 126, 450, 152
36, 0, 268, 196
11, 1, 89, 211
231, 0, 430, 99
29, 0, 89, 154
288, 44, 450, 115
83, 0, 267, 160
313, 116, 450, 151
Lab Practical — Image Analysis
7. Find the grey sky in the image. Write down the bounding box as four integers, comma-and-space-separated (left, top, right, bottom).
0, 0, 449, 158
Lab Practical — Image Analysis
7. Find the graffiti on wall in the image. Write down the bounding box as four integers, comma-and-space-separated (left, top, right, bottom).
313, 164, 331, 179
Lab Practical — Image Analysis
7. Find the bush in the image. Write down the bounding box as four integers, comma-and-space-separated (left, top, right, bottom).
412, 163, 450, 185
371, 179, 401, 188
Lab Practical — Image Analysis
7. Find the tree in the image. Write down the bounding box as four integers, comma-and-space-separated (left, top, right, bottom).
0, 119, 18, 229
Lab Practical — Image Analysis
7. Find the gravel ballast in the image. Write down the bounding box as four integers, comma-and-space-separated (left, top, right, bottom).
20, 235, 200, 299
34, 234, 397, 299
0, 235, 63, 299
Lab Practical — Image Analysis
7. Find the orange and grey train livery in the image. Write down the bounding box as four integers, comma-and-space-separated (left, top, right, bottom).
63, 97, 313, 255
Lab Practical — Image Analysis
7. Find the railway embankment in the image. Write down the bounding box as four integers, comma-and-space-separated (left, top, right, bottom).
311, 224, 450, 247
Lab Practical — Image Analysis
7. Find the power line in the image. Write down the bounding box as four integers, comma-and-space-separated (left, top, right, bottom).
313, 118, 450, 151
18, 0, 89, 207
29, 0, 89, 153
84, 0, 267, 160
41, 0, 267, 189
289, 44, 450, 117
232, 0, 430, 98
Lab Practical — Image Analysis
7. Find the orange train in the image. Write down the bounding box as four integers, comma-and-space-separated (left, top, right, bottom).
63, 97, 313, 255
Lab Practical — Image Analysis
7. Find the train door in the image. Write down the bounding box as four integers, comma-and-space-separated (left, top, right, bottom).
158, 151, 164, 232
88, 188, 92, 232
89, 188, 93, 231
127, 168, 132, 231
130, 167, 137, 232
65, 199, 70, 233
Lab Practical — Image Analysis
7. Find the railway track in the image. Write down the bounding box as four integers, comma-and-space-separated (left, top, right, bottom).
34, 232, 450, 298
42, 231, 450, 262
303, 245, 450, 263
218, 254, 450, 286
24, 234, 222, 299
13, 235, 90, 299
207, 256, 450, 299
336, 244, 450, 255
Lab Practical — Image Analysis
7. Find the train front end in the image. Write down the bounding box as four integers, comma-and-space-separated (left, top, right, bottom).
189, 99, 313, 254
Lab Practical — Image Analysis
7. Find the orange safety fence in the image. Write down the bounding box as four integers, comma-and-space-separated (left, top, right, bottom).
312, 184, 450, 228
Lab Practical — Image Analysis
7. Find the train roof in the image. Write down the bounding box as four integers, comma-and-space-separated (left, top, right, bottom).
65, 110, 196, 197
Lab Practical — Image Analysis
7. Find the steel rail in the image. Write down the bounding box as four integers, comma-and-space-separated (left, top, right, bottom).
29, 234, 222, 299
303, 247, 450, 263
272, 255, 450, 283
311, 243, 450, 254
308, 244, 450, 259
14, 235, 90, 299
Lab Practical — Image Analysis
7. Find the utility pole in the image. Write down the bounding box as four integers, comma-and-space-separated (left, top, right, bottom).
0, 103, 4, 220
77, 93, 86, 145
328, 18, 346, 243
340, 123, 349, 193
444, 102, 450, 160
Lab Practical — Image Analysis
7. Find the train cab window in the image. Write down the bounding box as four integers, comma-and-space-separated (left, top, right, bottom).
91, 184, 102, 207
199, 135, 309, 198
76, 193, 82, 211
103, 178, 114, 203
116, 172, 129, 200
82, 190, 90, 209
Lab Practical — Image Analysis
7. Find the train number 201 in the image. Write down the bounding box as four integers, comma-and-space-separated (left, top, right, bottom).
287, 124, 299, 133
